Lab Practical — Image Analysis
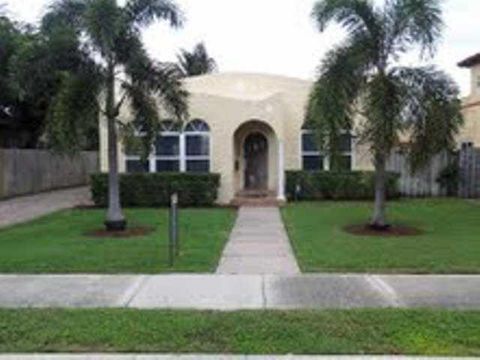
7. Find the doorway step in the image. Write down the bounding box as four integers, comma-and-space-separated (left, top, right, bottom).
231, 190, 284, 207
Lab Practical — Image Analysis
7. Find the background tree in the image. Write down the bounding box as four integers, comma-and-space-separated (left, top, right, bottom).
307, 0, 463, 229
0, 9, 99, 149
43, 0, 188, 231
177, 42, 217, 77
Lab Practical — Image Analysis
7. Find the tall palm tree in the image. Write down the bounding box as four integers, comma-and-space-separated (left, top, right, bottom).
177, 42, 217, 77
308, 0, 463, 229
43, 0, 188, 231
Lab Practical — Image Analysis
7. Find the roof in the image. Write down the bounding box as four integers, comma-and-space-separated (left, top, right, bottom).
182, 72, 312, 101
458, 53, 480, 68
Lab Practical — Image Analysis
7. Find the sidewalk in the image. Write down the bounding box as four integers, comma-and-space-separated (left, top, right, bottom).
1, 274, 480, 310
0, 187, 92, 228
0, 355, 475, 360
216, 207, 300, 274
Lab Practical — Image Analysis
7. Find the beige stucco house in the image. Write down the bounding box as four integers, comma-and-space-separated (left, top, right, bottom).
99, 54, 480, 205
458, 54, 480, 146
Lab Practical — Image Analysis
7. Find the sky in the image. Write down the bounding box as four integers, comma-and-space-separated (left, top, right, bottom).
2, 0, 478, 96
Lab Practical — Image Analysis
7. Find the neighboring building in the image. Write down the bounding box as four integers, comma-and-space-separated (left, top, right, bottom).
99, 57, 480, 204
458, 53, 480, 146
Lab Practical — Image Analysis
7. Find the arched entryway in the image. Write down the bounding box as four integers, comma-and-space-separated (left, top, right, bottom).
233, 120, 284, 198
244, 132, 269, 190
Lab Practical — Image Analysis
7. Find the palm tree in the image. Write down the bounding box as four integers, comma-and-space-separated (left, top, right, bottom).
177, 42, 217, 77
43, 0, 188, 231
308, 0, 463, 229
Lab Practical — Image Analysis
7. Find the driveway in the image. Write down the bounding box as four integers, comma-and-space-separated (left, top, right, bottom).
0, 187, 92, 228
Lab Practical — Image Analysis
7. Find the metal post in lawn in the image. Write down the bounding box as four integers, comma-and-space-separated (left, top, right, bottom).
168, 193, 178, 267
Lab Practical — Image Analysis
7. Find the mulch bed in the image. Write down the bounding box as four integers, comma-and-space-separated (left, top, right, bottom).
85, 226, 154, 238
344, 224, 423, 237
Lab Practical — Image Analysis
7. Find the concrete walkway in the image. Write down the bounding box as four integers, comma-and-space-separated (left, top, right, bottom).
0, 356, 474, 360
0, 187, 92, 228
216, 207, 300, 274
2, 274, 480, 310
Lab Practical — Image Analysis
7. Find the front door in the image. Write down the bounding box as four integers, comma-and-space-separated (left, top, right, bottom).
244, 133, 268, 190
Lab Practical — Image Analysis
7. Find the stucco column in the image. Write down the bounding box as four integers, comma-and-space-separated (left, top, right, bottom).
277, 139, 286, 201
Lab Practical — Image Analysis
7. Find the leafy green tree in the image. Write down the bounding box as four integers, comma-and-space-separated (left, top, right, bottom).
177, 42, 217, 77
307, 0, 463, 229
0, 9, 99, 149
43, 0, 188, 231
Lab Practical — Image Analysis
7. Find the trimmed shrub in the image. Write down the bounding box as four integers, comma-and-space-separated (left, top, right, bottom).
286, 171, 399, 201
91, 173, 220, 207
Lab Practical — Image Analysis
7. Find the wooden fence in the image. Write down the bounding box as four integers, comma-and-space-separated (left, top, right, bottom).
0, 149, 98, 199
386, 151, 451, 197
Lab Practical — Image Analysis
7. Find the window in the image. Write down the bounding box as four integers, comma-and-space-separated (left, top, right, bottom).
125, 119, 211, 174
184, 119, 210, 173
301, 130, 324, 171
335, 133, 353, 171
155, 121, 181, 172
300, 125, 353, 171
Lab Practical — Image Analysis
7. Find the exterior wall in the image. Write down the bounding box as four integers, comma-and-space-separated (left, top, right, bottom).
469, 65, 480, 98
458, 64, 480, 146
98, 71, 480, 203
100, 73, 312, 204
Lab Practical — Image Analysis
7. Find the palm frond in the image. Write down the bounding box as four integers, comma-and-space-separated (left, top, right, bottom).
124, 0, 184, 29
312, 0, 380, 38
122, 82, 160, 159
177, 42, 217, 77
362, 72, 405, 155
149, 62, 189, 121
391, 66, 463, 169
307, 32, 374, 156
83, 0, 123, 56
42, 0, 87, 33
385, 0, 443, 57
120, 32, 188, 122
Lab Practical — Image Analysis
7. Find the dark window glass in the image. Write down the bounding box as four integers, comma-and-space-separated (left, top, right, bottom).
185, 119, 210, 132
155, 136, 179, 156
338, 133, 352, 152
302, 155, 323, 171
126, 160, 149, 173
156, 160, 180, 172
186, 160, 210, 173
302, 133, 319, 152
186, 135, 209, 156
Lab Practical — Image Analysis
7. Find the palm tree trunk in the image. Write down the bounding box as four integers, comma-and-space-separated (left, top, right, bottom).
105, 61, 126, 231
371, 153, 388, 229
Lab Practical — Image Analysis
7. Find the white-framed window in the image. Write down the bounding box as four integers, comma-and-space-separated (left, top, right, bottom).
335, 132, 353, 171
300, 125, 353, 171
155, 121, 181, 172
301, 129, 324, 171
125, 119, 211, 174
184, 119, 211, 173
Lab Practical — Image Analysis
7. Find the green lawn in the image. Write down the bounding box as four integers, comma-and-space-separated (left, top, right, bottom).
282, 199, 480, 273
0, 309, 478, 355
0, 208, 236, 273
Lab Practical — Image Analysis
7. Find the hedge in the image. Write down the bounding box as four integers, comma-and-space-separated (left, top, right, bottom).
286, 171, 400, 201
90, 173, 220, 207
